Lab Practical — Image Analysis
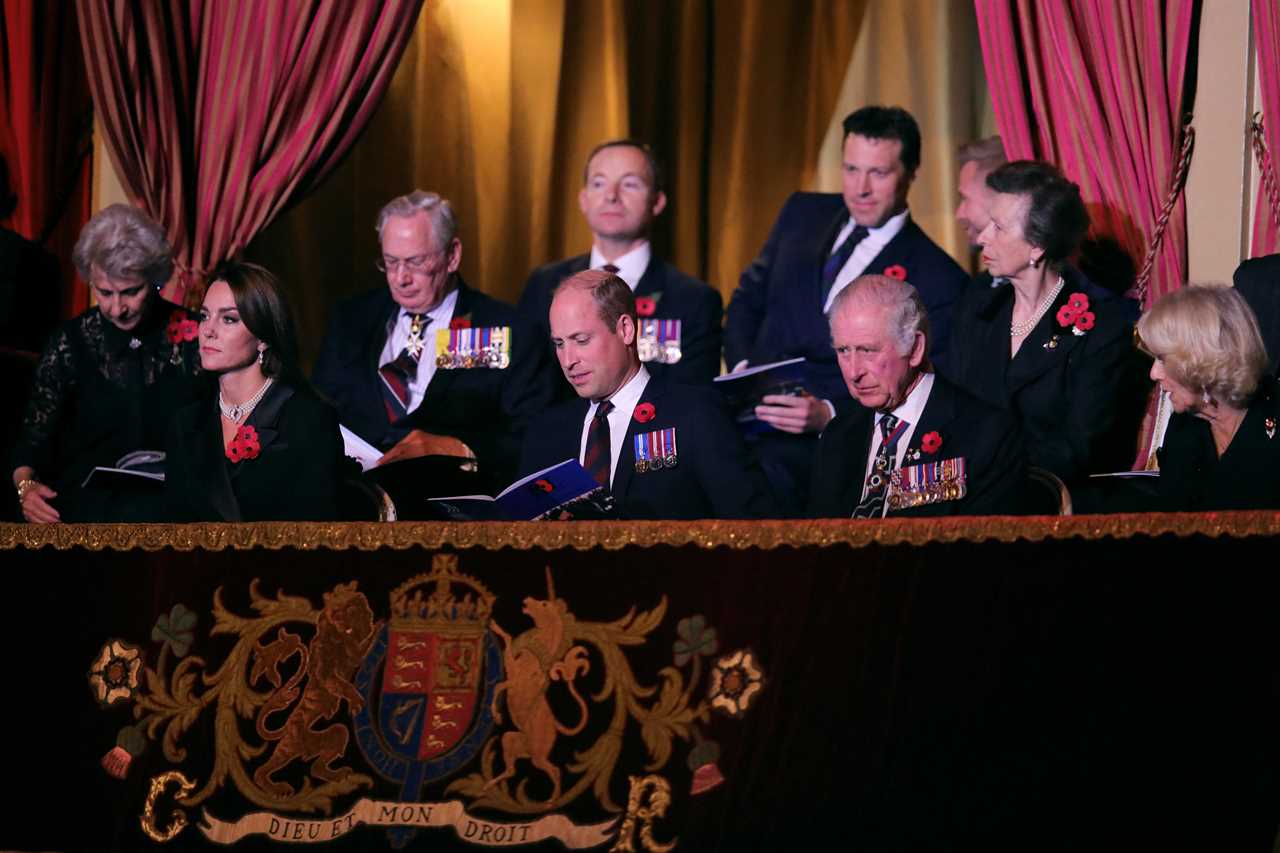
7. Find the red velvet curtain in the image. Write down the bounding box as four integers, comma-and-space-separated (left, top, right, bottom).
974, 0, 1196, 309
0, 1, 94, 318
1251, 0, 1280, 257
77, 0, 424, 305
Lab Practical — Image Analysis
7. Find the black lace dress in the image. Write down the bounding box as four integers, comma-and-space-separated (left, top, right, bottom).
10, 296, 203, 521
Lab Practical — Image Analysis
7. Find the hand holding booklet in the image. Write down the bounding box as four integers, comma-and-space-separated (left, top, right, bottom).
80, 450, 167, 490
713, 357, 807, 434
427, 459, 615, 521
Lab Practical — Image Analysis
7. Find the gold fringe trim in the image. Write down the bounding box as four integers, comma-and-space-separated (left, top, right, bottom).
2, 512, 1280, 552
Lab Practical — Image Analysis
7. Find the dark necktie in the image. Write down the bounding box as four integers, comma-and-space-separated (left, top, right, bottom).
583, 400, 615, 487
378, 313, 426, 422
852, 413, 907, 519
821, 223, 870, 304
601, 263, 620, 274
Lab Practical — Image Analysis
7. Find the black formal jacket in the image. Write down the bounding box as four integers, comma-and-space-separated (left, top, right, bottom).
724, 192, 970, 402
517, 374, 777, 519
164, 382, 345, 521
1233, 254, 1280, 375
809, 375, 1027, 518
1155, 378, 1280, 511
312, 279, 554, 488
946, 268, 1146, 483
517, 253, 723, 396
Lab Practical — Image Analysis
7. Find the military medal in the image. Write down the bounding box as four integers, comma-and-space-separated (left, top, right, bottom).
633, 427, 677, 473
435, 326, 511, 369
887, 456, 967, 510
1267, 417, 1276, 440
637, 319, 683, 365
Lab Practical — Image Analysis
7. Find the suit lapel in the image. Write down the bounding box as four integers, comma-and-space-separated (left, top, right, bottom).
609, 380, 657, 501
189, 399, 242, 522
418, 280, 470, 413
1006, 284, 1086, 393
635, 256, 663, 297
807, 206, 851, 316
838, 407, 877, 516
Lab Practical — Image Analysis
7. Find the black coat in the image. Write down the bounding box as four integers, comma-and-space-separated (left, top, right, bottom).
164, 382, 346, 522
312, 279, 554, 488
1232, 254, 1280, 375
518, 374, 776, 519
946, 268, 1146, 483
517, 253, 723, 397
809, 375, 1027, 518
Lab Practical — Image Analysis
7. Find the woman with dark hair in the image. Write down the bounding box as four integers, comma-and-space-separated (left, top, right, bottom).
1138, 284, 1280, 510
11, 204, 202, 522
947, 161, 1142, 484
163, 260, 347, 521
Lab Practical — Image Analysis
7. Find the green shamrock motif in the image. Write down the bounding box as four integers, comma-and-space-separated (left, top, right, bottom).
151, 603, 197, 658
674, 614, 718, 667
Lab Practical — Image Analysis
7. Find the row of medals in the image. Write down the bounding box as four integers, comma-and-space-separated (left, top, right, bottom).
635, 452, 678, 474
637, 337, 682, 365
886, 476, 965, 510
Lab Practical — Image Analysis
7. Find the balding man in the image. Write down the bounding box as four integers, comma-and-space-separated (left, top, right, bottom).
519, 270, 773, 519
810, 274, 1026, 518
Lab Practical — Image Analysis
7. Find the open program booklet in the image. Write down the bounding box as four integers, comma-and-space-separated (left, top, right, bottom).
427, 459, 615, 521
80, 449, 166, 490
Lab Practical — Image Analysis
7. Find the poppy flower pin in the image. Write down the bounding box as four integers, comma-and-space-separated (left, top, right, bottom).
1056, 293, 1095, 336
531, 478, 554, 493
883, 264, 908, 281
449, 316, 471, 330
165, 311, 198, 344
635, 296, 657, 317
634, 402, 656, 423
921, 431, 943, 455
226, 425, 261, 463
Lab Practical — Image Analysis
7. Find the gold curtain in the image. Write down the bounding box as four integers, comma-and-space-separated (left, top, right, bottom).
248, 0, 984, 368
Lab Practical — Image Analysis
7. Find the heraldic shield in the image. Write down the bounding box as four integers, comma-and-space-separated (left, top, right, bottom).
353, 559, 502, 811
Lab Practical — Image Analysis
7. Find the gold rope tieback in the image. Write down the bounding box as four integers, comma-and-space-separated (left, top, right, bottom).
1251, 112, 1280, 238
1134, 114, 1195, 309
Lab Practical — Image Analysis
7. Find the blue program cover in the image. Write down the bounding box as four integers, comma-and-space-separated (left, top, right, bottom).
712, 357, 807, 434
428, 459, 615, 521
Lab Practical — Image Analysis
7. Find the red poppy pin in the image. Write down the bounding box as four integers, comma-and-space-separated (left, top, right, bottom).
449, 316, 471, 330
165, 311, 197, 344
921, 431, 943, 454
532, 478, 554, 493
1056, 293, 1094, 335
635, 297, 657, 317
634, 402, 656, 423
883, 264, 908, 281
225, 425, 261, 463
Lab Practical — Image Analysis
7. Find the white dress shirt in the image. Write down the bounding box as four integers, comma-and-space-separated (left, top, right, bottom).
378, 287, 460, 413
822, 208, 911, 314
578, 366, 651, 487
859, 372, 935, 516
589, 242, 651, 291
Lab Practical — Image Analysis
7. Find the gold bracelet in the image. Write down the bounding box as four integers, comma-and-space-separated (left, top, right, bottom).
15, 479, 39, 502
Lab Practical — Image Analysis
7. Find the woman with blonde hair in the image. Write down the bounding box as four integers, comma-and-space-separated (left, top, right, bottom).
1138, 283, 1277, 510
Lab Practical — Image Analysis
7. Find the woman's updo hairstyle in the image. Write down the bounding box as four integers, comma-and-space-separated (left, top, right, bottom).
986, 160, 1090, 268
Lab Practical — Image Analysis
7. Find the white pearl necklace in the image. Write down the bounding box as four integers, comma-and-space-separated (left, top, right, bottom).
1010, 275, 1065, 338
219, 377, 274, 424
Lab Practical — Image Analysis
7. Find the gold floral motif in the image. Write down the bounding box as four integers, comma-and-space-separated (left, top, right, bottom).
140, 771, 197, 843
610, 774, 677, 853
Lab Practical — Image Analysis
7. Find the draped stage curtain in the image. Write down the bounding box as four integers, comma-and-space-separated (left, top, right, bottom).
1251, 0, 1280, 257
77, 0, 424, 306
975, 0, 1197, 310
0, 1, 94, 319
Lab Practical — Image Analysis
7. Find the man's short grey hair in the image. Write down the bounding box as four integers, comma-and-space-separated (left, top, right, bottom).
375, 190, 458, 249
72, 203, 173, 288
829, 274, 930, 356
957, 135, 1007, 173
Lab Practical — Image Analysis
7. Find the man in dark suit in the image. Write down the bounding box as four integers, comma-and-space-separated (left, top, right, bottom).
1233, 253, 1280, 375
518, 140, 722, 397
725, 106, 970, 509
313, 191, 553, 489
810, 274, 1026, 518
519, 269, 774, 519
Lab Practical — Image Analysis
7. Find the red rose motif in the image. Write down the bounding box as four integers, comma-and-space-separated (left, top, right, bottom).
225, 425, 261, 463
1055, 304, 1080, 327
635, 297, 657, 317
1067, 292, 1090, 312
883, 264, 908, 281
532, 478, 554, 493
449, 316, 471, 330
921, 431, 943, 454
634, 402, 656, 423
1073, 311, 1096, 332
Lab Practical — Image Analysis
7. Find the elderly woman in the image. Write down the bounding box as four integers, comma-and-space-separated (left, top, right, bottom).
946, 161, 1142, 483
11, 204, 201, 522
1138, 284, 1278, 510
163, 260, 348, 521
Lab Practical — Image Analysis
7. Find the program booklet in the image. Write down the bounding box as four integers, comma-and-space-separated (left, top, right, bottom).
427, 459, 615, 521
80, 449, 166, 490
713, 357, 807, 434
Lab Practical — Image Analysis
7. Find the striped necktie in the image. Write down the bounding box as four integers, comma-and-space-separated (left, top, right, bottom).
583, 400, 615, 487
378, 313, 426, 422
822, 223, 869, 304
853, 413, 907, 519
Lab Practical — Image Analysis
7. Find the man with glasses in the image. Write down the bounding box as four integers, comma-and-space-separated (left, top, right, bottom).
314, 191, 553, 488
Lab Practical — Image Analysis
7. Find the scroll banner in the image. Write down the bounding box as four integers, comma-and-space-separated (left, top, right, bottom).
199, 799, 616, 846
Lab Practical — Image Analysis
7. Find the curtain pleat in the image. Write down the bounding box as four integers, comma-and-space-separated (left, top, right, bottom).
1251, 0, 1280, 257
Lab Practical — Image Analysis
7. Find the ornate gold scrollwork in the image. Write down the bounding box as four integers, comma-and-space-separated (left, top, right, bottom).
610, 774, 676, 853
140, 770, 197, 843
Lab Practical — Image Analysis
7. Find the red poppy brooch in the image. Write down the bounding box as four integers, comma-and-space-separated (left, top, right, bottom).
532, 478, 554, 493
165, 311, 198, 365
883, 264, 908, 281
635, 297, 657, 317
226, 425, 261, 463
634, 402, 656, 423
1056, 293, 1095, 336
449, 316, 471, 330
921, 431, 943, 454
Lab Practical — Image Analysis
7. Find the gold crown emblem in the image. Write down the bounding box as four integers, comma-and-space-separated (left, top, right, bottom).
389, 554, 494, 632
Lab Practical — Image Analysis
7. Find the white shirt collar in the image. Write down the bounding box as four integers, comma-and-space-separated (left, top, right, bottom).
580, 364, 651, 487
591, 363, 650, 415
394, 285, 459, 327
881, 369, 934, 428
589, 242, 651, 291
822, 209, 912, 314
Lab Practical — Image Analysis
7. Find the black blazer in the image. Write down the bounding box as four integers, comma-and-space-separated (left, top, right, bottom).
809, 375, 1027, 518
946, 268, 1145, 483
724, 192, 970, 402
164, 382, 346, 521
517, 253, 723, 396
312, 279, 554, 488
517, 374, 776, 519
1155, 379, 1280, 511
1233, 254, 1280, 375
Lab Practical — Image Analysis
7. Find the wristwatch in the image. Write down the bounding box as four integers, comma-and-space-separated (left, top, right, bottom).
15, 478, 39, 502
